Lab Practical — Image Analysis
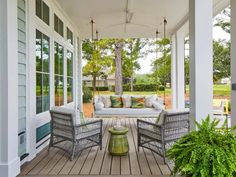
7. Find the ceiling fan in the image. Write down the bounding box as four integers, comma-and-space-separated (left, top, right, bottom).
103, 0, 153, 33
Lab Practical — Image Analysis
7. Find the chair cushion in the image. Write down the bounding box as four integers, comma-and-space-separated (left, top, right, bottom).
110, 95, 123, 108
95, 107, 162, 116
131, 96, 145, 108
51, 106, 76, 123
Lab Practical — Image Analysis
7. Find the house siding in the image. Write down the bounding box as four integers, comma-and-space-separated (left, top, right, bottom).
17, 0, 27, 157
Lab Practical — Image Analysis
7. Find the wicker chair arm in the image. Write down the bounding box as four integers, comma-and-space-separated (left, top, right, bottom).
74, 119, 103, 135
137, 119, 162, 129
75, 119, 102, 128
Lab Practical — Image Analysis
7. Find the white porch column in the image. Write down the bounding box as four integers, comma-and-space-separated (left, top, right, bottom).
189, 0, 213, 128
176, 30, 186, 109
77, 38, 83, 111
0, 0, 20, 176
171, 35, 177, 109
231, 0, 236, 127
171, 31, 185, 110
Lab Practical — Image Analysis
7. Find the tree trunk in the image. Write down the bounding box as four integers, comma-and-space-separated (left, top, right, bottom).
92, 75, 97, 92
130, 75, 134, 92
115, 42, 123, 95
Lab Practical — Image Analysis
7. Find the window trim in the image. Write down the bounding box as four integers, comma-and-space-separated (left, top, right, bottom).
66, 50, 73, 103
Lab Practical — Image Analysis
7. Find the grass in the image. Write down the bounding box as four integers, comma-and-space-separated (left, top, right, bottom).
95, 84, 231, 99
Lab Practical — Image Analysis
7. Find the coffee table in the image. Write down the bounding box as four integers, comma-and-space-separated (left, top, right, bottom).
108, 127, 129, 156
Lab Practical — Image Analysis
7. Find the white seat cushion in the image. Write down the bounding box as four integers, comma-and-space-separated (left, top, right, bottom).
95, 108, 161, 117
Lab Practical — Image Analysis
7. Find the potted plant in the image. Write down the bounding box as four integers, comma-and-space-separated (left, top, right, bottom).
167, 116, 236, 177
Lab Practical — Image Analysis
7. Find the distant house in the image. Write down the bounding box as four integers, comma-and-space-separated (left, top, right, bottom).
83, 73, 115, 87
220, 78, 231, 84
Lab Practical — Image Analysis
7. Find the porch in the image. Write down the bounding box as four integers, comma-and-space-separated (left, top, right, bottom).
1, 0, 236, 177
19, 118, 172, 177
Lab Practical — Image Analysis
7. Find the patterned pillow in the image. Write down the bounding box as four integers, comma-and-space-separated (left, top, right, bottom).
131, 97, 145, 108
110, 96, 123, 108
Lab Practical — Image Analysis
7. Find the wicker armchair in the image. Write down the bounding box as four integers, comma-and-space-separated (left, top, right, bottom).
137, 110, 190, 164
49, 106, 103, 160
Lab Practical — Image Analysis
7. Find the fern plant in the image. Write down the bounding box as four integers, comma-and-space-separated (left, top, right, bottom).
167, 115, 236, 177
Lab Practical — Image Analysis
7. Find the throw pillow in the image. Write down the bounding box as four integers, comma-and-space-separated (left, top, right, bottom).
145, 95, 156, 108
131, 96, 145, 108
153, 101, 165, 110
110, 95, 123, 108
122, 95, 131, 108
155, 110, 167, 125
100, 95, 112, 108
94, 102, 105, 111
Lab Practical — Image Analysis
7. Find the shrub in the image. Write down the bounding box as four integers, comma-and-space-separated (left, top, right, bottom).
167, 116, 236, 177
111, 84, 158, 92
158, 85, 165, 91
87, 86, 109, 91
228, 101, 231, 112
83, 87, 92, 103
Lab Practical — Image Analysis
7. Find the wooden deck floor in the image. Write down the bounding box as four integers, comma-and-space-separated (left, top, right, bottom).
19, 118, 172, 177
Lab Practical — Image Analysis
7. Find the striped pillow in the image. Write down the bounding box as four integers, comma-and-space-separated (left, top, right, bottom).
110, 96, 123, 108
131, 97, 145, 108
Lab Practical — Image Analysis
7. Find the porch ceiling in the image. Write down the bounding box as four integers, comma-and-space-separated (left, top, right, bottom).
57, 0, 229, 39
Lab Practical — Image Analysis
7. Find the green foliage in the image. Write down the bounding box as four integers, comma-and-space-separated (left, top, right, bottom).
213, 40, 230, 82
135, 74, 156, 84
151, 38, 171, 86
158, 85, 165, 91
122, 39, 148, 78
167, 116, 236, 177
83, 86, 92, 103
82, 39, 114, 91
111, 84, 158, 92
87, 86, 109, 91
228, 101, 231, 112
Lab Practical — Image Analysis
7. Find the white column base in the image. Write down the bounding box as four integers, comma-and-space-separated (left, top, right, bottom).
0, 158, 20, 177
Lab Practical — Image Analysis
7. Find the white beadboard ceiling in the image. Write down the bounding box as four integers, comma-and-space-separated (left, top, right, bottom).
56, 0, 229, 39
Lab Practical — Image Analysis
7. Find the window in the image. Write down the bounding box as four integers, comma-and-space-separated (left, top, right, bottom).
54, 42, 64, 106
36, 30, 50, 114
67, 27, 73, 45
67, 51, 73, 103
36, 0, 50, 25
54, 14, 64, 37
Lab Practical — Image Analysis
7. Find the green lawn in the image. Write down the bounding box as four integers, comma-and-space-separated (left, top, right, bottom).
95, 84, 231, 99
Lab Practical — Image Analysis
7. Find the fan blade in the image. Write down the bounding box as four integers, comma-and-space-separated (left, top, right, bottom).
130, 23, 153, 28
104, 23, 125, 29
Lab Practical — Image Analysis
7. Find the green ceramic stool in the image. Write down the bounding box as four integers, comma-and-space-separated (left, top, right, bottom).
108, 127, 129, 156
